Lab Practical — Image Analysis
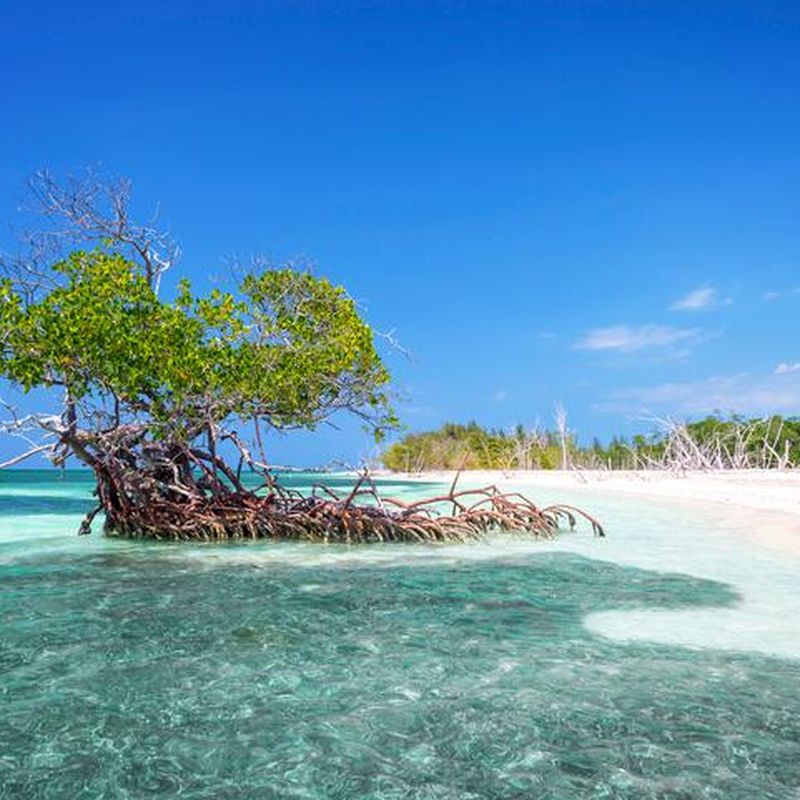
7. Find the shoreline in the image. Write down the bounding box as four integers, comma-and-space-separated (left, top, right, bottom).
375, 468, 800, 555
376, 468, 800, 518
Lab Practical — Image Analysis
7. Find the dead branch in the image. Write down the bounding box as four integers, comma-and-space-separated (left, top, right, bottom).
5, 167, 178, 294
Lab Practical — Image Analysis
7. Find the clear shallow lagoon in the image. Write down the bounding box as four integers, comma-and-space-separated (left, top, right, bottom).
2, 470, 800, 798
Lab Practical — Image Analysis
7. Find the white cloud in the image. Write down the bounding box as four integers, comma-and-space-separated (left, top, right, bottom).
670, 286, 729, 311
775, 362, 800, 374
493, 390, 508, 402
573, 324, 703, 353
595, 371, 800, 416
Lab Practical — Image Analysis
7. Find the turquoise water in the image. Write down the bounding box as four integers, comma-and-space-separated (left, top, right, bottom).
2, 471, 800, 798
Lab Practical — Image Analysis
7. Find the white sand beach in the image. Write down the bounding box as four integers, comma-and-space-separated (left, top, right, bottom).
385, 469, 800, 554
390, 469, 800, 517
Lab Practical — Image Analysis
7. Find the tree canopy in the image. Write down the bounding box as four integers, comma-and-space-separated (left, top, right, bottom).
0, 248, 394, 448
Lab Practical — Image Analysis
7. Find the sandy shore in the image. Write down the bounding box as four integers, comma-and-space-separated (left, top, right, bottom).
377, 469, 800, 554
382, 469, 800, 519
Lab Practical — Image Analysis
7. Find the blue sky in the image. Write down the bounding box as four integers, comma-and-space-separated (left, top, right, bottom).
1, 1, 799, 466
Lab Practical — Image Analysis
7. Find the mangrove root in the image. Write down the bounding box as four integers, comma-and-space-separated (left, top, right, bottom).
98, 471, 605, 543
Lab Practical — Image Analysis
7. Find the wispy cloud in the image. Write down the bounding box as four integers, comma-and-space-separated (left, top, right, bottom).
595, 370, 800, 416
493, 390, 508, 402
775, 362, 800, 374
762, 288, 800, 302
670, 285, 729, 311
573, 324, 703, 353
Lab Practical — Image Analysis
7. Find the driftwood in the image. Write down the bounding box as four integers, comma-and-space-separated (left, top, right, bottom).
89, 468, 605, 543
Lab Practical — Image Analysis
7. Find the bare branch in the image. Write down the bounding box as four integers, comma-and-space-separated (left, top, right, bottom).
0, 444, 54, 469
3, 167, 179, 296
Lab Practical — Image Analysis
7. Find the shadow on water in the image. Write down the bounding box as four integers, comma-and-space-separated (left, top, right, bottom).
2, 547, 799, 799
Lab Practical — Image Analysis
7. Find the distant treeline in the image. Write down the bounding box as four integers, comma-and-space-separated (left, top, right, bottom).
381, 416, 800, 471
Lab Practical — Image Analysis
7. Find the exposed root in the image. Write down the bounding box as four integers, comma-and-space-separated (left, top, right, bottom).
100, 470, 605, 543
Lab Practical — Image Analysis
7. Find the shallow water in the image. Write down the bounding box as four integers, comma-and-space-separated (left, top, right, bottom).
1, 470, 800, 798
